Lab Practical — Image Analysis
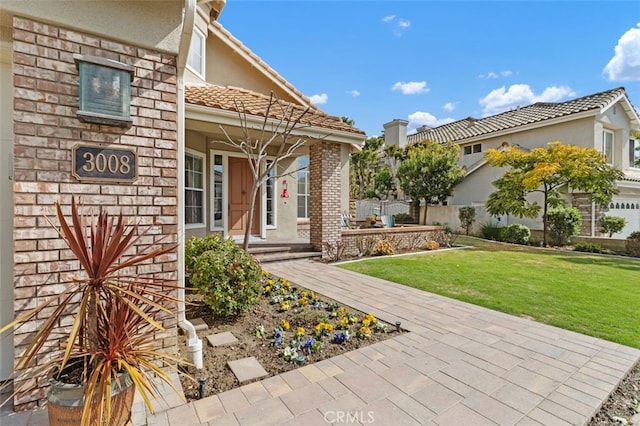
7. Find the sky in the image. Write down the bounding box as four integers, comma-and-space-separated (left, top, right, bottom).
218, 1, 640, 138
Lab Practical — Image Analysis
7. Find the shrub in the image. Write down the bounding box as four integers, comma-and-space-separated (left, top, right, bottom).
573, 242, 603, 253
547, 207, 582, 246
188, 235, 262, 316
599, 215, 626, 237
479, 221, 503, 241
372, 239, 395, 256
393, 212, 415, 224
626, 231, 640, 258
458, 206, 476, 235
185, 234, 227, 275
422, 240, 440, 250
501, 223, 531, 245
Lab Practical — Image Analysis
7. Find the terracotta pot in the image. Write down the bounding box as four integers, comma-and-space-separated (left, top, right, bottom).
47, 364, 134, 426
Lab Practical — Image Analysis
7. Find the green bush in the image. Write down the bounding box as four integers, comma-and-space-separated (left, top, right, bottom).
458, 206, 476, 235
185, 234, 227, 275
188, 235, 262, 316
573, 242, 603, 253
626, 231, 640, 258
599, 215, 626, 237
501, 223, 531, 245
547, 207, 582, 246
393, 212, 415, 224
479, 221, 503, 241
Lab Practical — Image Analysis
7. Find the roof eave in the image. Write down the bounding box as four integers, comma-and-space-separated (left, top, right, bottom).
186, 103, 366, 145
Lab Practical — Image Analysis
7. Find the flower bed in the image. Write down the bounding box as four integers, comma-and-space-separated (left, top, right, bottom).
177, 272, 401, 400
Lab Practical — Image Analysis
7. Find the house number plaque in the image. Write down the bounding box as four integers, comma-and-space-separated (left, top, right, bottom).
72, 144, 137, 182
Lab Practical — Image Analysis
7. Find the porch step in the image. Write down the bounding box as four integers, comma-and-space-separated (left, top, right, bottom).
248, 243, 322, 263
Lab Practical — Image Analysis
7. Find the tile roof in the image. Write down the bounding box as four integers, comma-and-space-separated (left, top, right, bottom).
408, 87, 634, 144
622, 169, 640, 182
185, 85, 365, 135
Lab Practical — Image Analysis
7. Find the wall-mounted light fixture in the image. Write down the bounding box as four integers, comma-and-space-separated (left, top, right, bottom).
280, 179, 290, 198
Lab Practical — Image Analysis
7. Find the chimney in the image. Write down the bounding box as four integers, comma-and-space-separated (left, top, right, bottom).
416, 125, 431, 133
383, 119, 409, 148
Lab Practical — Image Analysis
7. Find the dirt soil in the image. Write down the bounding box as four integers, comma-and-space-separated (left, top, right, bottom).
588, 361, 640, 425
177, 283, 401, 401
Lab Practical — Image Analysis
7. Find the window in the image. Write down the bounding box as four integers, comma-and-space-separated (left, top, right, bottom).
266, 160, 276, 227
211, 154, 223, 229
297, 156, 310, 218
603, 130, 614, 165
74, 55, 133, 127
187, 29, 205, 76
630, 139, 640, 168
463, 143, 482, 155
185, 150, 205, 227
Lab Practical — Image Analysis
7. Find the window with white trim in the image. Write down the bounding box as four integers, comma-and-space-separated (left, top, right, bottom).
266, 160, 277, 227
185, 150, 205, 227
187, 28, 205, 77
603, 130, 614, 165
211, 154, 223, 229
297, 156, 310, 219
629, 139, 640, 168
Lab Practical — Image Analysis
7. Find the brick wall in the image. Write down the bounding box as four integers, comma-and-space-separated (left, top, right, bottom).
572, 193, 606, 237
12, 17, 178, 410
309, 141, 341, 257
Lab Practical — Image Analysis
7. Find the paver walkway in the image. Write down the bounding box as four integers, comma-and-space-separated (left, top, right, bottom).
3, 258, 639, 425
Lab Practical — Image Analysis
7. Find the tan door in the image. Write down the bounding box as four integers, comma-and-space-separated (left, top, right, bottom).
228, 157, 259, 236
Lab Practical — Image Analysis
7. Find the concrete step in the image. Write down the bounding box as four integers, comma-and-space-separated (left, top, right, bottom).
252, 250, 322, 263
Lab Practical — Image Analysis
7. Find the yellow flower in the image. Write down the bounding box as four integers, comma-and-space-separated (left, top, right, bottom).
349, 315, 359, 324
280, 301, 290, 312
362, 318, 371, 327
266, 278, 275, 286
298, 298, 309, 307
264, 285, 271, 293
358, 326, 371, 338
295, 327, 306, 338
364, 313, 377, 324
281, 319, 290, 331
300, 291, 308, 299
339, 317, 349, 329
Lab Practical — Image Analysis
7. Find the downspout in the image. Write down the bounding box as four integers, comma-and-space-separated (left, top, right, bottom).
591, 201, 596, 237
176, 0, 202, 370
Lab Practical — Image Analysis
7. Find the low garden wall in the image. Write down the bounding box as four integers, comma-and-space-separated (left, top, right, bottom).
340, 225, 443, 257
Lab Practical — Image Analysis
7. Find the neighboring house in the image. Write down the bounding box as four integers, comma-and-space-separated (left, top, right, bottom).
384, 87, 640, 237
0, 0, 362, 411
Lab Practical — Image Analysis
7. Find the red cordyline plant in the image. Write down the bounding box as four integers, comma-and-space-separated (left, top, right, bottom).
0, 197, 188, 424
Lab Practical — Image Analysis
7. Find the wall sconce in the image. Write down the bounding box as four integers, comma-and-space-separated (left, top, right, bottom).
280, 179, 290, 198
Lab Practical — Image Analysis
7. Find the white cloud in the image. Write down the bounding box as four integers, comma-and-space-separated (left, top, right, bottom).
407, 111, 455, 131
443, 102, 456, 112
309, 93, 328, 105
382, 14, 410, 36
479, 84, 575, 116
479, 70, 513, 79
391, 81, 429, 95
604, 23, 640, 81
347, 90, 360, 97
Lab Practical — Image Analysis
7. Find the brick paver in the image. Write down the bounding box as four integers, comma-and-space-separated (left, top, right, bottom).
4, 259, 639, 425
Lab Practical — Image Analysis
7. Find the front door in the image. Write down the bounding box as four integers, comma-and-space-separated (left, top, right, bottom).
228, 157, 259, 236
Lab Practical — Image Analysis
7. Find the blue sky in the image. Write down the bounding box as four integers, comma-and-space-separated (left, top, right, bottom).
218, 1, 640, 137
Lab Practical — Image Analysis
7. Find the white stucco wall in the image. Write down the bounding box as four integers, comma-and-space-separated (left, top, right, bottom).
0, 1, 184, 54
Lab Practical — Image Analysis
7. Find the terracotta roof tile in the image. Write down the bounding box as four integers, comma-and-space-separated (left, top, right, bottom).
186, 84, 365, 135
408, 87, 630, 144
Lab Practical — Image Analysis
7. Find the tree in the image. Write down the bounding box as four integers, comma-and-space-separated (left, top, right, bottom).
599, 215, 626, 237
397, 140, 466, 224
219, 92, 318, 251
350, 136, 384, 199
458, 206, 476, 235
485, 141, 624, 246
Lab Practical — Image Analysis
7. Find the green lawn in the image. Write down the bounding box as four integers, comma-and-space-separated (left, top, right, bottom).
338, 236, 640, 348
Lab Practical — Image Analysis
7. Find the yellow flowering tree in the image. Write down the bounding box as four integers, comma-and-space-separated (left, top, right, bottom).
485, 141, 623, 245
